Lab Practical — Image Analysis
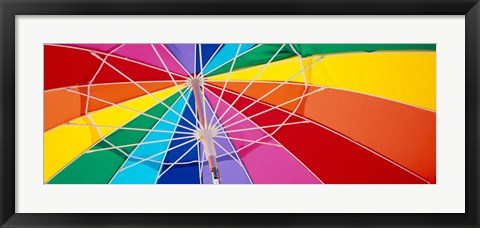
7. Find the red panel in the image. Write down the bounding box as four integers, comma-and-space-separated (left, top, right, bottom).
207, 85, 427, 184
44, 45, 102, 90
92, 55, 185, 84
44, 45, 185, 90
207, 81, 436, 183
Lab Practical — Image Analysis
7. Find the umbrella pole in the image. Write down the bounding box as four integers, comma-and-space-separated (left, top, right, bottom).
190, 77, 221, 184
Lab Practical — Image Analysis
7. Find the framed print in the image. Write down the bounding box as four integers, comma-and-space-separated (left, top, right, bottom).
43, 43, 436, 185
1, 0, 479, 227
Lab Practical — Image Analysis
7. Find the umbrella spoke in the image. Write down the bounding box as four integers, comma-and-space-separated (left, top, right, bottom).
202, 85, 324, 131
47, 44, 190, 80
86, 135, 196, 153
89, 52, 198, 129
214, 135, 282, 148
204, 44, 263, 76
159, 44, 193, 77
66, 122, 192, 134
268, 44, 309, 136
203, 92, 253, 184
151, 44, 198, 123
210, 44, 242, 130
212, 139, 244, 167
156, 140, 200, 181
203, 85, 325, 183
203, 83, 313, 126
85, 44, 125, 115
201, 44, 223, 73
222, 121, 309, 134
211, 44, 286, 129
66, 88, 196, 132
120, 138, 198, 172
221, 87, 326, 130
219, 56, 325, 128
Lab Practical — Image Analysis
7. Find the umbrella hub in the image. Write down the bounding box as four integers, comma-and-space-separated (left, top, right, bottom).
193, 127, 221, 184
193, 127, 218, 143
185, 76, 204, 88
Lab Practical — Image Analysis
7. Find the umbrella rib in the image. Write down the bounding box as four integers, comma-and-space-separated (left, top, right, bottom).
219, 56, 325, 128
210, 44, 242, 130
206, 79, 436, 112
156, 140, 200, 181
222, 121, 309, 134
86, 135, 196, 153
46, 44, 191, 80
211, 44, 286, 129
212, 139, 244, 167
212, 138, 255, 183
203, 94, 253, 184
84, 114, 133, 161
205, 86, 325, 130
107, 95, 192, 184
214, 135, 282, 148
210, 82, 429, 184
84, 44, 125, 116
205, 87, 325, 184
204, 44, 263, 76
89, 52, 197, 129
107, 116, 163, 184
203, 83, 316, 127
60, 80, 187, 91
200, 44, 223, 73
151, 44, 198, 122
65, 88, 196, 132
159, 44, 193, 77
66, 123, 193, 135
80, 46, 128, 158
269, 44, 309, 136
205, 57, 316, 80
153, 100, 193, 184
120, 137, 198, 172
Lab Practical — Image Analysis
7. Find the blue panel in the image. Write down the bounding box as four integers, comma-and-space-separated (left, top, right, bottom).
157, 93, 200, 184
110, 91, 192, 184
203, 44, 255, 75
196, 44, 221, 74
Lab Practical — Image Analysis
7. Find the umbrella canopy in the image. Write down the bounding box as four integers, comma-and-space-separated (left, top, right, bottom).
44, 43, 436, 184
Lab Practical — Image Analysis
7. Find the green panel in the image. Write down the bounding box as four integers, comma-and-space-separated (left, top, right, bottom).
48, 90, 184, 184
206, 44, 435, 76
206, 44, 294, 76
291, 44, 436, 57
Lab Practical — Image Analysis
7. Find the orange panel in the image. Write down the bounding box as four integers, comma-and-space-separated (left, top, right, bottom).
44, 82, 176, 131
208, 81, 436, 183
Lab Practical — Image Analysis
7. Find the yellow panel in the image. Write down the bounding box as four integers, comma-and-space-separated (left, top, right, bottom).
207, 52, 436, 110
43, 85, 180, 183
208, 57, 312, 83
310, 52, 436, 110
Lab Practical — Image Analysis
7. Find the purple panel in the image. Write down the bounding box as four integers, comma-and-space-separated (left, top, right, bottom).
165, 44, 195, 74
199, 97, 251, 184
114, 44, 165, 70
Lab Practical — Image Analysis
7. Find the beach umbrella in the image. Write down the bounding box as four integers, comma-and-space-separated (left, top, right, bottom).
44, 43, 436, 184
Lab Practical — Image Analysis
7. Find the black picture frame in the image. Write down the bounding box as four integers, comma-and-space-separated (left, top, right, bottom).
1, 0, 479, 227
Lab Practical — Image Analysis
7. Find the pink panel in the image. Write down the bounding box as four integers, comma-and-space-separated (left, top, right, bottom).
205, 89, 321, 184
